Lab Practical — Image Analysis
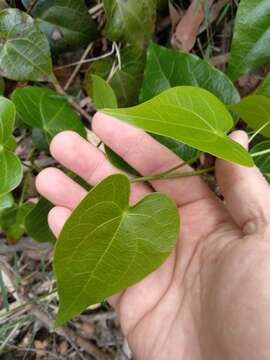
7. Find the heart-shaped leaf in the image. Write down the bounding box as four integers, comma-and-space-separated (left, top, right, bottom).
229, 95, 270, 138
103, 0, 157, 45
251, 140, 270, 182
0, 9, 55, 82
227, 0, 270, 81
11, 86, 86, 142
103, 87, 253, 167
22, 0, 99, 52
25, 198, 56, 244
140, 42, 240, 105
0, 97, 22, 195
54, 174, 179, 326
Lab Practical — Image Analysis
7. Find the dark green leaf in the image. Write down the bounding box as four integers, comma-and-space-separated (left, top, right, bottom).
251, 140, 270, 182
105, 146, 139, 176
110, 46, 146, 106
85, 46, 146, 107
0, 202, 34, 243
103, 0, 157, 45
140, 42, 240, 104
84, 58, 114, 97
152, 134, 199, 162
11, 86, 86, 142
227, 0, 270, 81
91, 75, 118, 110
103, 86, 253, 167
22, 0, 99, 52
0, 9, 55, 82
0, 78, 5, 95
25, 198, 56, 244
258, 72, 270, 97
0, 97, 22, 195
229, 95, 270, 138
54, 174, 179, 326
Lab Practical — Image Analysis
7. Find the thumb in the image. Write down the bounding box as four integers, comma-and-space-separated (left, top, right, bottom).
216, 131, 270, 235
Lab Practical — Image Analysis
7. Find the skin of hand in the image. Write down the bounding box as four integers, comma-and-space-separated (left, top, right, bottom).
36, 113, 270, 360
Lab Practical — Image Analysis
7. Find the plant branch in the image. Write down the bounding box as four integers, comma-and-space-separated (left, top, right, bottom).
26, 0, 37, 14
53, 82, 92, 124
131, 167, 215, 184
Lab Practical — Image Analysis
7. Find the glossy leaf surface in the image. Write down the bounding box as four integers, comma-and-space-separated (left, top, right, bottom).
54, 174, 179, 326
230, 95, 270, 138
0, 9, 55, 82
0, 97, 22, 195
25, 198, 56, 244
227, 0, 270, 81
103, 0, 157, 45
11, 86, 86, 142
140, 42, 240, 104
22, 0, 98, 52
103, 87, 253, 166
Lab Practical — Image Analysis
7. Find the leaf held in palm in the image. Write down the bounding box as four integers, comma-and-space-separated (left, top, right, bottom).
54, 174, 179, 326
103, 86, 253, 167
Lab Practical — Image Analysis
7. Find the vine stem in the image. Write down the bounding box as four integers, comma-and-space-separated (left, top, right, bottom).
251, 148, 270, 157
53, 82, 92, 124
131, 167, 215, 184
26, 0, 38, 14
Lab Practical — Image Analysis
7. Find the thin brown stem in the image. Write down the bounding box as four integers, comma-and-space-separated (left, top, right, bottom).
53, 82, 92, 124
26, 0, 38, 14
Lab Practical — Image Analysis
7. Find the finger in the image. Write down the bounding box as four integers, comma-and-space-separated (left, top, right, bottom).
216, 131, 270, 233
48, 206, 71, 236
49, 131, 150, 204
92, 113, 219, 208
36, 167, 87, 209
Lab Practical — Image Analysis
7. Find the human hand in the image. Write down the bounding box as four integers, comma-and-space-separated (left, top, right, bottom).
36, 113, 270, 360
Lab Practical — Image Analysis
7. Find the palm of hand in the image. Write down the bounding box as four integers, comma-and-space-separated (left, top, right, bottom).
37, 114, 270, 360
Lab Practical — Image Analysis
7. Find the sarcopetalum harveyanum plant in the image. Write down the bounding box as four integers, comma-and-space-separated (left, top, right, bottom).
0, 0, 270, 326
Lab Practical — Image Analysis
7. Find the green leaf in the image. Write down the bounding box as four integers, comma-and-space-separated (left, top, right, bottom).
0, 202, 35, 243
140, 42, 240, 104
103, 0, 157, 45
229, 95, 270, 138
105, 146, 139, 176
22, 0, 99, 52
251, 140, 270, 181
258, 72, 270, 97
152, 134, 199, 162
91, 75, 118, 110
11, 86, 86, 142
25, 198, 56, 244
0, 97, 22, 195
54, 174, 179, 326
0, 193, 14, 211
0, 9, 55, 82
227, 0, 270, 81
85, 46, 146, 107
103, 86, 253, 167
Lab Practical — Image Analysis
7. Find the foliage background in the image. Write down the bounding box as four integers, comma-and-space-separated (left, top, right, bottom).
0, 0, 270, 358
